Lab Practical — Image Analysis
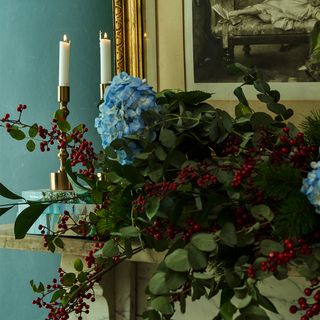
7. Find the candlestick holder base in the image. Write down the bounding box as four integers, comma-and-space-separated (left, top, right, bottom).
50, 171, 72, 191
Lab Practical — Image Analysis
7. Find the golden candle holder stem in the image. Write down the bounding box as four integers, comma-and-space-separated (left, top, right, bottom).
100, 83, 108, 101
50, 86, 72, 191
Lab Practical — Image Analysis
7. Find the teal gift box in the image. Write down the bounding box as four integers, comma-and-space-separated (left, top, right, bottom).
17, 190, 96, 236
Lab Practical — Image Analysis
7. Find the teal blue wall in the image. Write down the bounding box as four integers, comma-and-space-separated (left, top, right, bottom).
0, 1, 113, 319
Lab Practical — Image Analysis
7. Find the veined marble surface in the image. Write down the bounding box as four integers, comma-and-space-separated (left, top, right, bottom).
135, 262, 309, 320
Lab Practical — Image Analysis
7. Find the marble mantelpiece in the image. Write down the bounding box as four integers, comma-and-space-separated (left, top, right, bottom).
0, 224, 311, 320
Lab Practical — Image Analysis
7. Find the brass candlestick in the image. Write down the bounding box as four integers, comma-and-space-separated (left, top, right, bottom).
50, 86, 72, 191
100, 83, 107, 101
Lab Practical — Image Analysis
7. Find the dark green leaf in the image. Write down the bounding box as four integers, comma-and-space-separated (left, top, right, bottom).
253, 79, 270, 93
28, 124, 38, 138
118, 226, 140, 238
26, 139, 36, 152
239, 305, 269, 320
74, 258, 83, 272
220, 222, 237, 246
220, 301, 237, 320
54, 237, 64, 249
150, 296, 174, 315
165, 270, 187, 290
260, 239, 284, 256
146, 197, 160, 220
149, 272, 169, 295
142, 310, 161, 320
187, 244, 208, 270
233, 87, 249, 107
124, 238, 133, 258
57, 120, 71, 132
255, 290, 278, 314
0, 183, 23, 200
176, 90, 211, 104
61, 273, 76, 286
267, 102, 286, 115
50, 289, 65, 303
8, 126, 26, 140
251, 205, 274, 222
235, 103, 252, 118
0, 205, 14, 216
102, 239, 119, 258
159, 128, 176, 148
250, 112, 273, 130
78, 272, 87, 283
191, 233, 218, 252
14, 203, 50, 239
165, 248, 190, 272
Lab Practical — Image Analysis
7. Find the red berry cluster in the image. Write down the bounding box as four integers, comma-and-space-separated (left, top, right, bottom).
57, 210, 71, 231
234, 207, 255, 230
247, 239, 311, 278
177, 165, 198, 183
220, 134, 241, 156
132, 195, 146, 213
271, 129, 317, 170
1, 113, 10, 122
145, 218, 175, 240
144, 181, 177, 197
181, 218, 202, 241
16, 104, 27, 112
289, 278, 320, 320
84, 242, 104, 268
196, 174, 217, 188
231, 157, 256, 188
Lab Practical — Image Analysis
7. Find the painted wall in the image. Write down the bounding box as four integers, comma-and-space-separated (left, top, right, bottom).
0, 1, 113, 319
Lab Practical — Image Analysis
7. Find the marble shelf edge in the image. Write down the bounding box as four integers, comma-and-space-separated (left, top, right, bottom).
0, 224, 165, 263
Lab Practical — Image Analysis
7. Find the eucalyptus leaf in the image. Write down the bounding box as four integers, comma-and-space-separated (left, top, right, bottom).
191, 233, 218, 253
149, 272, 169, 295
150, 296, 174, 315
165, 249, 190, 272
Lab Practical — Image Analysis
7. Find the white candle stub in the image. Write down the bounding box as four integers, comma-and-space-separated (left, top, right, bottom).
59, 34, 71, 86
100, 32, 111, 84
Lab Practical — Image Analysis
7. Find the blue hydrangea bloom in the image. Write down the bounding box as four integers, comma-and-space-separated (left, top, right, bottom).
95, 72, 157, 164
301, 161, 320, 213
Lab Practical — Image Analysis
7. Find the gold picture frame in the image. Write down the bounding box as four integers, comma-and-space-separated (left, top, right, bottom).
112, 0, 144, 78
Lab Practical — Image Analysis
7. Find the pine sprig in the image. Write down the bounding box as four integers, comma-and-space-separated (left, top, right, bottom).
274, 192, 319, 237
254, 163, 302, 199
301, 109, 320, 146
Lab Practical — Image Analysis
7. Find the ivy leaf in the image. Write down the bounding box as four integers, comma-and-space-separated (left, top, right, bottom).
175, 90, 211, 104
26, 139, 36, 152
14, 203, 50, 239
191, 233, 218, 252
165, 249, 190, 272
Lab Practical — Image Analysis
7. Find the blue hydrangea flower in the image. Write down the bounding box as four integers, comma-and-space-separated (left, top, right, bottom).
95, 72, 157, 164
301, 161, 320, 213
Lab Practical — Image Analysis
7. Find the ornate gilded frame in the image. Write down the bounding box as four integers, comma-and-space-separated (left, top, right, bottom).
112, 0, 144, 78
